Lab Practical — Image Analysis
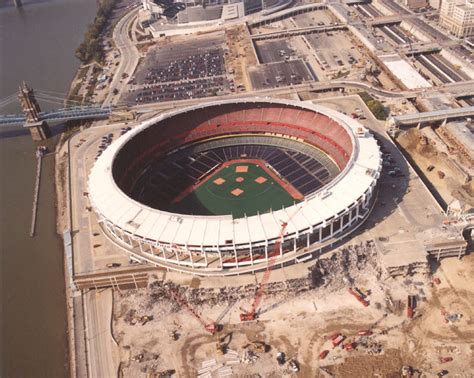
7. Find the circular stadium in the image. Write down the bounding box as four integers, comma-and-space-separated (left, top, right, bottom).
88, 98, 382, 276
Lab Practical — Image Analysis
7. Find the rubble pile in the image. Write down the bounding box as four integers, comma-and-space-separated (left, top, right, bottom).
357, 336, 384, 355
146, 278, 312, 310
242, 350, 259, 364
141, 242, 381, 309
310, 241, 381, 292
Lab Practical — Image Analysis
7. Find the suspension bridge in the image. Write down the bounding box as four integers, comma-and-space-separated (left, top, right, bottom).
0, 106, 113, 127
0, 83, 114, 131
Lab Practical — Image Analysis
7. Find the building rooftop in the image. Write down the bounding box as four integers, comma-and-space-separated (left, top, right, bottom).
177, 6, 223, 23
379, 54, 432, 89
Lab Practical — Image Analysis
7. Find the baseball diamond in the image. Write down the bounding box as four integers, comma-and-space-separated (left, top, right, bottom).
171, 160, 300, 217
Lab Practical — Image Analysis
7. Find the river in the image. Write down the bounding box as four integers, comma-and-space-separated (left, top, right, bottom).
0, 1, 96, 377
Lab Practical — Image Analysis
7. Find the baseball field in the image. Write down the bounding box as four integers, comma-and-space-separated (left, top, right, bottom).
171, 160, 301, 217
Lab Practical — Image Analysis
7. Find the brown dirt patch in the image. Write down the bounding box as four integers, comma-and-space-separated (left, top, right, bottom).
235, 165, 248, 173
231, 188, 244, 197
213, 177, 226, 185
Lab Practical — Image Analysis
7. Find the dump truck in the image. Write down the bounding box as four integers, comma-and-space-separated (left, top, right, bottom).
332, 334, 346, 348
439, 357, 453, 363
349, 288, 369, 307
344, 342, 356, 351
319, 350, 329, 359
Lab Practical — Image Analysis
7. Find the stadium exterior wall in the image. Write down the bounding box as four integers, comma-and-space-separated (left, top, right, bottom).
100, 186, 377, 275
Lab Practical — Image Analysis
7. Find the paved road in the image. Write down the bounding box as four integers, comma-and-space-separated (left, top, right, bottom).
69, 124, 127, 376
378, 0, 451, 42
84, 289, 118, 378
129, 79, 474, 113
103, 7, 140, 106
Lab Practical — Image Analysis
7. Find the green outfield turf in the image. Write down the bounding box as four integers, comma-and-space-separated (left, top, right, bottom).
172, 162, 298, 217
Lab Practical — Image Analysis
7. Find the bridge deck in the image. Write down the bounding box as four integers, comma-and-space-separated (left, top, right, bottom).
391, 105, 474, 126
0, 106, 112, 127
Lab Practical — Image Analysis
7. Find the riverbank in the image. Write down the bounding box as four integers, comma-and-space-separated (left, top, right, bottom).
0, 1, 103, 376
55, 130, 77, 377
66, 0, 136, 105
55, 1, 137, 375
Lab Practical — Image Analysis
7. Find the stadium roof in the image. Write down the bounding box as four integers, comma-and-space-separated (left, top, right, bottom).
88, 98, 381, 249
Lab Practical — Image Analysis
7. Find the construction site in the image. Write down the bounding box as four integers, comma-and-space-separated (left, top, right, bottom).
112, 241, 474, 377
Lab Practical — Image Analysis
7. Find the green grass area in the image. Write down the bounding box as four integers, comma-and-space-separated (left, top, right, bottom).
359, 91, 388, 120
172, 162, 298, 218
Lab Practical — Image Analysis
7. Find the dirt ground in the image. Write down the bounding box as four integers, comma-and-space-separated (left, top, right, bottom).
225, 25, 257, 91
112, 245, 474, 377
397, 128, 474, 208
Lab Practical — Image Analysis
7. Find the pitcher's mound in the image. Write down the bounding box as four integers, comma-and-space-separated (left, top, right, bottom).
231, 188, 244, 197
235, 177, 244, 183
214, 178, 226, 185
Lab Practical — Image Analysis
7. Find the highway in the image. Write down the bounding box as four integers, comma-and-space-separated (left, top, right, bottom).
416, 53, 467, 84
103, 7, 140, 106
129, 80, 411, 113
128, 79, 474, 113
378, 0, 451, 42
250, 24, 347, 41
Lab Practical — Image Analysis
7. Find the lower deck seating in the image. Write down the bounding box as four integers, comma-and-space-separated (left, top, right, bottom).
132, 140, 336, 209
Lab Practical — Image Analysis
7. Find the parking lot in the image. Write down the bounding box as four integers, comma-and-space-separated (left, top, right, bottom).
248, 59, 315, 90
305, 30, 363, 72
254, 39, 298, 64
143, 49, 225, 84
132, 77, 228, 103
128, 33, 232, 104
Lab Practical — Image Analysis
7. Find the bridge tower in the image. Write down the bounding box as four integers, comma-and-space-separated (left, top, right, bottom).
18, 81, 51, 141
13, 0, 22, 7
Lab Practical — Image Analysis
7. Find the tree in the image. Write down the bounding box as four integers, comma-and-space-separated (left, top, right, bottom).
75, 0, 117, 64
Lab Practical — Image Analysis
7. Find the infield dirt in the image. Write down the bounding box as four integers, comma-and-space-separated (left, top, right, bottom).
171, 160, 300, 217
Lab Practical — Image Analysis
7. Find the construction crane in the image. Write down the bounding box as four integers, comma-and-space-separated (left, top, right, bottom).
167, 286, 218, 334
240, 206, 302, 321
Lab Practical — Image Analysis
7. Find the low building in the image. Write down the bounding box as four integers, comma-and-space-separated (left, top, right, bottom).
439, 0, 474, 38
403, 0, 428, 10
